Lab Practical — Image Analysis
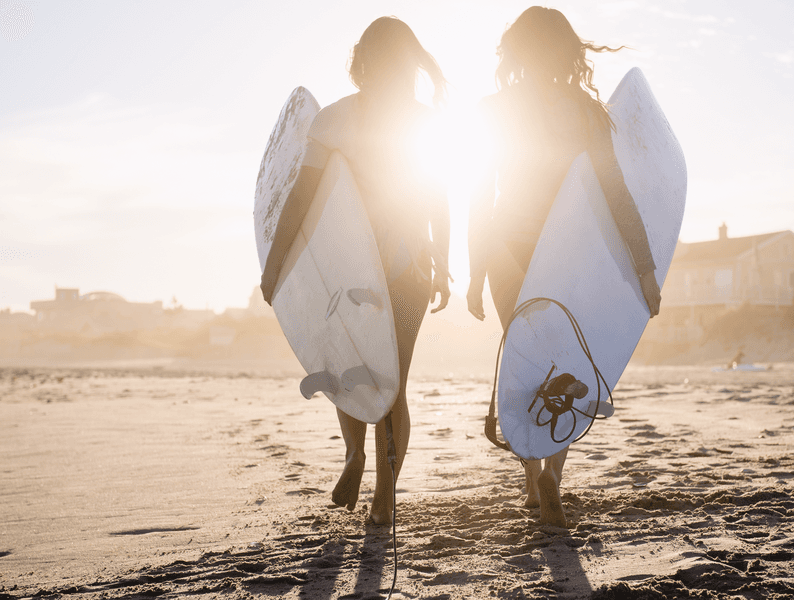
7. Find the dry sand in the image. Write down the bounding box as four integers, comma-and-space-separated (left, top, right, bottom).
1, 363, 793, 599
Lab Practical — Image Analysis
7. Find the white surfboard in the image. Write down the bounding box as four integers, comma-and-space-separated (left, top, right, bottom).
498, 68, 687, 460
254, 88, 400, 424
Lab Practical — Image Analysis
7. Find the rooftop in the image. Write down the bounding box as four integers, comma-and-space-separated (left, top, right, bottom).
673, 224, 791, 264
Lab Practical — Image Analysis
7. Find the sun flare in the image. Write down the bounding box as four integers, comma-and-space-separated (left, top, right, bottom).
414, 104, 494, 292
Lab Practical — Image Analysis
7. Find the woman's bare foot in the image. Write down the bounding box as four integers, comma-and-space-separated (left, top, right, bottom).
368, 483, 394, 525
523, 459, 542, 508
367, 500, 392, 525
524, 489, 540, 508
537, 469, 566, 527
331, 452, 364, 510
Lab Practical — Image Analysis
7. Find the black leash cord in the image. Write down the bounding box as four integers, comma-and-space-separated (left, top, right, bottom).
384, 412, 398, 599
490, 297, 614, 447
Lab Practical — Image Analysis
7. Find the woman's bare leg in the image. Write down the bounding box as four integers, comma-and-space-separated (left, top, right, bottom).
332, 408, 367, 510
488, 241, 569, 523
370, 391, 410, 524
523, 459, 542, 508
537, 447, 569, 527
368, 267, 428, 525
489, 243, 546, 510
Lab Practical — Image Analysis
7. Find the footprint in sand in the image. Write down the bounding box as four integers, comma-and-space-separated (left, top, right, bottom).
585, 453, 609, 460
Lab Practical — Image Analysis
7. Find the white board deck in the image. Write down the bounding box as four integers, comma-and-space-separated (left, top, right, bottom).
498, 67, 687, 460
271, 151, 400, 424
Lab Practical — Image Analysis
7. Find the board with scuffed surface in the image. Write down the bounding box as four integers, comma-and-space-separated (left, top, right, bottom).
254, 87, 320, 271
253, 87, 399, 424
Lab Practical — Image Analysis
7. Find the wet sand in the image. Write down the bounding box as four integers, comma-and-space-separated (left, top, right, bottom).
1, 364, 793, 599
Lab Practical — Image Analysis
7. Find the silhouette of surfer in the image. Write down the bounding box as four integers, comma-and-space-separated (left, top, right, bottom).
466, 6, 661, 528
729, 349, 745, 370
261, 17, 451, 525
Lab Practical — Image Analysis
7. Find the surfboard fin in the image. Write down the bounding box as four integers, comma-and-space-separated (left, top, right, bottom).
340, 364, 376, 393
300, 370, 338, 399
347, 288, 381, 309
586, 400, 615, 419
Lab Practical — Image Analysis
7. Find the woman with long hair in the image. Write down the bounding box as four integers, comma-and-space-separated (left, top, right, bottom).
467, 6, 661, 527
261, 16, 451, 525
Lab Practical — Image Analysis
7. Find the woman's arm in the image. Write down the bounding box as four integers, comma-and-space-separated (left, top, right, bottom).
466, 160, 495, 321
466, 101, 497, 321
260, 138, 330, 305
429, 189, 451, 314
589, 128, 661, 317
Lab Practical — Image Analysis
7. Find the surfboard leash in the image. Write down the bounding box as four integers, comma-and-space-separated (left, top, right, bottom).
527, 366, 594, 444
484, 297, 614, 454
384, 411, 398, 600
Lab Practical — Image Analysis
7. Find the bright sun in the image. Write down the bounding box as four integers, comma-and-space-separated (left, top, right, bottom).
414, 103, 493, 294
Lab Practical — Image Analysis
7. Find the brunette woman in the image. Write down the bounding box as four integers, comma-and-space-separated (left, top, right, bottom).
262, 16, 451, 525
467, 6, 660, 527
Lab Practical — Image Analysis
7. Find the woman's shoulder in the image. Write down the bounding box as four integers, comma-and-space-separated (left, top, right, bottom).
406, 99, 436, 131
477, 87, 539, 134
310, 94, 358, 128
477, 89, 508, 114
475, 90, 511, 131
308, 94, 358, 148
546, 89, 604, 139
411, 98, 434, 113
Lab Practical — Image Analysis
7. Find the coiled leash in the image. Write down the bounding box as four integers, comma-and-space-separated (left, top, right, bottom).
529, 367, 590, 443
484, 297, 614, 454
384, 411, 398, 599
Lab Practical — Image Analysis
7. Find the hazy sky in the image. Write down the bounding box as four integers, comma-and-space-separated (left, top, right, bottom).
1, 0, 792, 312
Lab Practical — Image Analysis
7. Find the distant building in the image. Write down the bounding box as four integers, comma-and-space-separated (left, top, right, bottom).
246, 286, 276, 317
221, 287, 276, 321
663, 223, 794, 308
646, 224, 794, 344
30, 288, 164, 334
0, 308, 35, 330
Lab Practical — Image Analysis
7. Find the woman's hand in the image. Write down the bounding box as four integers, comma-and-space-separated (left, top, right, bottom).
430, 275, 450, 314
640, 271, 661, 318
467, 278, 485, 321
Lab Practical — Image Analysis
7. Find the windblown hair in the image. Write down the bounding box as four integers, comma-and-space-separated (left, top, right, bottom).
349, 16, 447, 107
496, 6, 624, 130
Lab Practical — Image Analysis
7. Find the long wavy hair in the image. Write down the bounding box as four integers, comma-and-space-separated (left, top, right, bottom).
349, 16, 447, 108
496, 6, 624, 130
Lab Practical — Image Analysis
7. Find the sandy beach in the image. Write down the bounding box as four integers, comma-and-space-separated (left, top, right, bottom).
1, 362, 793, 599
